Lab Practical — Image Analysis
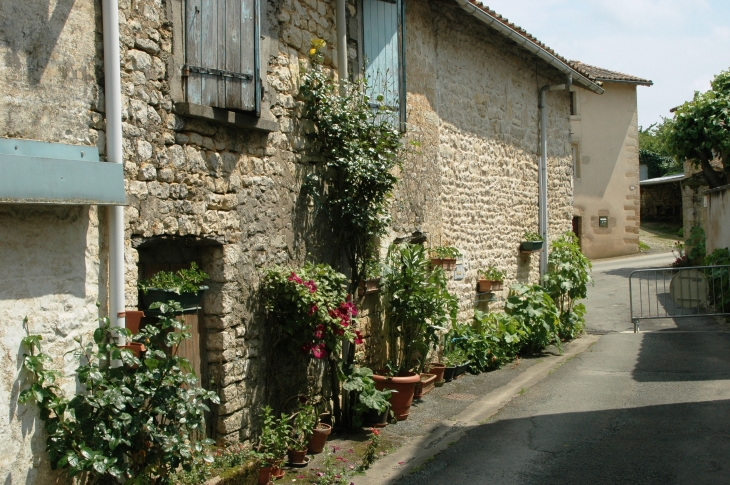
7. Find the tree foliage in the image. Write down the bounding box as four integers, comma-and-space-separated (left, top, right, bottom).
666, 68, 730, 188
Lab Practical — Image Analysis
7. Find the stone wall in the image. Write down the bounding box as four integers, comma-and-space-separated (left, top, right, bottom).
640, 182, 682, 223
394, 0, 573, 321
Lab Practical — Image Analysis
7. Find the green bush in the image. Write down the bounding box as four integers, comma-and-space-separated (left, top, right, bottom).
505, 284, 561, 354
705, 248, 730, 312
542, 232, 593, 340
18, 303, 219, 484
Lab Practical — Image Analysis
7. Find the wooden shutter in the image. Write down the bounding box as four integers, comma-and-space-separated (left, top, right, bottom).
185, 0, 260, 114
362, 0, 404, 128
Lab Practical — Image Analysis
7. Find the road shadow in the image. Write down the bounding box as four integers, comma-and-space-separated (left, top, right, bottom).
395, 399, 730, 485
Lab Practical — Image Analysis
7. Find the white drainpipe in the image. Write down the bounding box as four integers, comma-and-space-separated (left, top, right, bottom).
102, 0, 125, 331
538, 76, 571, 279
336, 0, 348, 90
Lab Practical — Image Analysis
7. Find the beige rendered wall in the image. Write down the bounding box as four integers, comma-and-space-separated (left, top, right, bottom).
706, 186, 730, 253
572, 82, 640, 259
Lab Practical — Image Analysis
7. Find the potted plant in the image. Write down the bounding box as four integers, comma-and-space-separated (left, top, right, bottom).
377, 243, 458, 419
343, 367, 393, 428
477, 266, 505, 292
413, 372, 438, 399
442, 347, 468, 382
358, 256, 383, 296
287, 404, 316, 466
254, 407, 290, 484
138, 262, 209, 311
520, 231, 544, 253
429, 246, 462, 271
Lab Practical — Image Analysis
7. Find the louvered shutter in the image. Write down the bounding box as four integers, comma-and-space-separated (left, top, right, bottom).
185, 0, 260, 114
362, 0, 405, 128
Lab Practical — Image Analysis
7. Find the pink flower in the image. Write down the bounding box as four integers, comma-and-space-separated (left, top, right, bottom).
354, 330, 364, 345
349, 465, 355, 470
308, 304, 319, 316
316, 472, 324, 477
347, 449, 354, 453
287, 272, 303, 284
303, 280, 317, 293
313, 324, 325, 339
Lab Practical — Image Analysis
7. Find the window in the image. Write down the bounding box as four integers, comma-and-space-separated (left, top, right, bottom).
183, 0, 261, 115
570, 91, 577, 116
571, 143, 581, 179
362, 0, 406, 129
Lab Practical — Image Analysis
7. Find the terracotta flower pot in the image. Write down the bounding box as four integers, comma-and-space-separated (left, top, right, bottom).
258, 466, 272, 485
413, 373, 437, 399
306, 423, 332, 454
124, 310, 145, 335
358, 277, 381, 296
427, 363, 446, 383
119, 342, 146, 360
373, 371, 420, 421
271, 465, 285, 480
287, 448, 308, 465
477, 280, 504, 293
442, 258, 457, 271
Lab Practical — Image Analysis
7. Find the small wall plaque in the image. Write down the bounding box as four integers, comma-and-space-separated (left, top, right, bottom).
599, 216, 608, 228
454, 263, 465, 280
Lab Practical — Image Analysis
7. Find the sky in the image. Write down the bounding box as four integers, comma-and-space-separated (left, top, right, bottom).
480, 0, 730, 129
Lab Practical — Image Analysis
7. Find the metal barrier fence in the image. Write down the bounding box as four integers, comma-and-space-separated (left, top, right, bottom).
629, 265, 730, 332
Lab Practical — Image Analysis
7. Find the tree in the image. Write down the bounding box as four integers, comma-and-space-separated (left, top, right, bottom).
666, 68, 730, 188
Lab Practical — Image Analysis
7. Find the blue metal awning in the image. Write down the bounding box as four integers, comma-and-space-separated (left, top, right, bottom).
0, 138, 126, 205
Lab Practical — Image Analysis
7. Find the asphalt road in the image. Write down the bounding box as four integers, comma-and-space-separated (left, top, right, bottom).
397, 252, 730, 485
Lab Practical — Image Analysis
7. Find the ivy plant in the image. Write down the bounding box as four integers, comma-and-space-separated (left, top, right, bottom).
18, 302, 219, 484
300, 40, 402, 293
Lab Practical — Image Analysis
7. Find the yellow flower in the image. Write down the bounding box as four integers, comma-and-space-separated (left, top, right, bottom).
310, 48, 317, 56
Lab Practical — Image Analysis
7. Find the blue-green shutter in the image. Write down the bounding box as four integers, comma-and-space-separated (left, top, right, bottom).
185, 0, 260, 114
362, 0, 404, 127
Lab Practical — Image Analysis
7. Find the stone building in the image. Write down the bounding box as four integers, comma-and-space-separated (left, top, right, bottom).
569, 62, 652, 259
0, 0, 605, 481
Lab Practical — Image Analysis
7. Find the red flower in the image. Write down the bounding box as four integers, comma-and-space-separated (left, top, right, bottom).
312, 343, 328, 359
354, 330, 364, 345
303, 280, 317, 293
308, 304, 319, 316
314, 324, 325, 339
371, 428, 380, 436
287, 272, 303, 284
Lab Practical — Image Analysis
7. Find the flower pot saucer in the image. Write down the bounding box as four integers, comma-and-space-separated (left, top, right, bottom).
288, 456, 310, 468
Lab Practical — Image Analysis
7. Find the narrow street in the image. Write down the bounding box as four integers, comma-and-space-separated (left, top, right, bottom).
395, 252, 730, 484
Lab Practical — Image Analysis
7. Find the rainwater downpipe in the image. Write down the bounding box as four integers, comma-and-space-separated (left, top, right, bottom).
538, 75, 571, 279
102, 0, 126, 334
336, 0, 348, 93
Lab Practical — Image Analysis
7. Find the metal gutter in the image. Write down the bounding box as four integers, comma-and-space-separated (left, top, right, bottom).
453, 0, 605, 95
336, 0, 348, 91
593, 78, 654, 86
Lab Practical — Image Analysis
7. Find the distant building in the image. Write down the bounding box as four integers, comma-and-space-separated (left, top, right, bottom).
569, 63, 653, 259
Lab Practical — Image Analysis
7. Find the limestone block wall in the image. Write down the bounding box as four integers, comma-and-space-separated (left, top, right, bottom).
396, 0, 573, 321
0, 0, 106, 481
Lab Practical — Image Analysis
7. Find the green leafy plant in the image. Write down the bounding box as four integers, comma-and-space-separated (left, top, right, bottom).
542, 232, 593, 340
505, 284, 560, 354
253, 406, 290, 467
478, 266, 505, 281
138, 262, 209, 294
383, 243, 458, 374
18, 303, 219, 484
429, 246, 462, 259
523, 231, 543, 242
687, 225, 706, 261
288, 404, 317, 451
342, 367, 392, 427
705, 247, 730, 312
441, 346, 468, 367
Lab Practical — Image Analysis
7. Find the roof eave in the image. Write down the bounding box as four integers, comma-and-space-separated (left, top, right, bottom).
453, 0, 605, 95
594, 78, 654, 87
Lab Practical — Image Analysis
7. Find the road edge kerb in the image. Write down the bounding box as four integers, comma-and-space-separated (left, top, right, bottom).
356, 335, 600, 485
